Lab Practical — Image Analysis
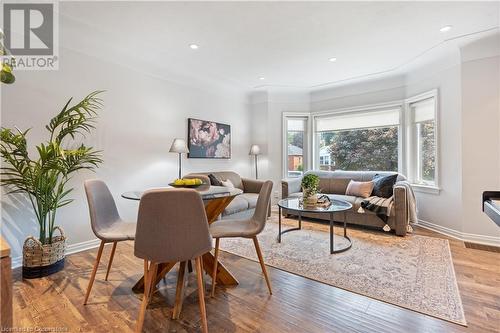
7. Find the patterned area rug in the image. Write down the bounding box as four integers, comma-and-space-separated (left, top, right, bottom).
219, 215, 467, 326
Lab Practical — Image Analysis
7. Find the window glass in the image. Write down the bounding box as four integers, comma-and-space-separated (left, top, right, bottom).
411, 98, 436, 185
286, 118, 306, 178
316, 109, 400, 172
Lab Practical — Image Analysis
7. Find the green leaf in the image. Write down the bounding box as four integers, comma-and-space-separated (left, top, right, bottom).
0, 91, 104, 242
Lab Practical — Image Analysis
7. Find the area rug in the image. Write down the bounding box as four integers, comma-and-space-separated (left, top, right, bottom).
219, 215, 467, 326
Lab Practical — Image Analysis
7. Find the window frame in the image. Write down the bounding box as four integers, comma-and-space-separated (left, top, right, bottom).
311, 102, 404, 174
404, 89, 440, 193
282, 112, 311, 179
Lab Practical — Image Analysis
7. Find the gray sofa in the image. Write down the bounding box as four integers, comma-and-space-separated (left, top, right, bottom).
281, 170, 409, 236
185, 171, 271, 219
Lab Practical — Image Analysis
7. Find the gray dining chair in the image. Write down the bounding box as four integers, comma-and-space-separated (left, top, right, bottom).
209, 180, 273, 296
134, 188, 212, 333
83, 179, 137, 305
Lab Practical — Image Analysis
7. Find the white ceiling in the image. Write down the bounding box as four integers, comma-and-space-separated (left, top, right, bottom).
60, 1, 500, 91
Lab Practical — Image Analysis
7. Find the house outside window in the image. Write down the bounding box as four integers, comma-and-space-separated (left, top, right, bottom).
284, 116, 308, 178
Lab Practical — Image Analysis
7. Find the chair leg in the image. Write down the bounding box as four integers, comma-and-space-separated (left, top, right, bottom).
136, 260, 157, 333
172, 261, 187, 319
211, 238, 220, 297
200, 259, 206, 294
195, 257, 208, 333
252, 236, 272, 295
105, 241, 117, 281
83, 240, 105, 305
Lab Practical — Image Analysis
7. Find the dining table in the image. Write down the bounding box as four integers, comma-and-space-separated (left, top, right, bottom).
121, 185, 243, 296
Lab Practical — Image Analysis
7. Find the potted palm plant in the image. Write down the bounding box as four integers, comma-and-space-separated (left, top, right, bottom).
0, 91, 104, 278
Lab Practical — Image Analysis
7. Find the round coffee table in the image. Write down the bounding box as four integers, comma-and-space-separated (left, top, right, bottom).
277, 196, 353, 254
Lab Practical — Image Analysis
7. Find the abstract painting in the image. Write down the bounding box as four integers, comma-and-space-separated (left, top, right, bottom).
187, 118, 231, 158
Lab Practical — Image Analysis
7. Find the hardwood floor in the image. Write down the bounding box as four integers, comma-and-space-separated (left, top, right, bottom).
11, 222, 500, 332
464, 242, 500, 253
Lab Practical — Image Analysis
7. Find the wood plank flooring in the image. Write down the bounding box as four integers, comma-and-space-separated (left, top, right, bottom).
11, 221, 500, 333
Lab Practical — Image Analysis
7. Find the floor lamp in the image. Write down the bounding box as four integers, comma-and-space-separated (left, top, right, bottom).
249, 144, 261, 179
169, 138, 189, 179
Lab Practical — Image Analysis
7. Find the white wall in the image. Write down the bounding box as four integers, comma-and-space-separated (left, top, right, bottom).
460, 34, 500, 239
249, 89, 310, 202
405, 62, 464, 234
1, 47, 252, 261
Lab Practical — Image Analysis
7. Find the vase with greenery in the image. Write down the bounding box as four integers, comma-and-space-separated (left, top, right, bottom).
0, 91, 103, 277
301, 173, 320, 204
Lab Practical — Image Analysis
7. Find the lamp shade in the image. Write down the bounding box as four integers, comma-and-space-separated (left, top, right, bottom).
249, 144, 261, 155
169, 138, 189, 153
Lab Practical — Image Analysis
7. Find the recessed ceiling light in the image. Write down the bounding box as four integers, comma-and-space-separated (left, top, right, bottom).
329, 57, 337, 62
259, 77, 265, 80
189, 44, 199, 49
439, 25, 452, 32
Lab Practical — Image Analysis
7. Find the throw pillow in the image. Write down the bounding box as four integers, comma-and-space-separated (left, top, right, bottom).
372, 173, 398, 198
208, 173, 223, 186
345, 180, 374, 198
221, 179, 235, 189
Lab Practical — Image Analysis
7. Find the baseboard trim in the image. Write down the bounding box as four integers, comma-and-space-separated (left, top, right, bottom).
11, 238, 102, 269
417, 219, 500, 247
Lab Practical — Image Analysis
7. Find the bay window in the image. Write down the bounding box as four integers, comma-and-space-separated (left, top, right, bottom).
281, 90, 439, 192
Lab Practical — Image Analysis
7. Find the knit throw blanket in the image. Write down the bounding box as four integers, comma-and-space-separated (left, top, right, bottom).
358, 181, 418, 233
359, 196, 393, 223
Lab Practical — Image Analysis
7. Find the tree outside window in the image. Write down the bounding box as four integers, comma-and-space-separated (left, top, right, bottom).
318, 126, 398, 172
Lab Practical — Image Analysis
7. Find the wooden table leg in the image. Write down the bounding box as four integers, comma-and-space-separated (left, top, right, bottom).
202, 252, 238, 286
132, 262, 176, 293
204, 196, 235, 224
172, 261, 187, 319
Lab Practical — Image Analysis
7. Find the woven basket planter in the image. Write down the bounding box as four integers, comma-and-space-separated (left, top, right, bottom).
22, 226, 66, 279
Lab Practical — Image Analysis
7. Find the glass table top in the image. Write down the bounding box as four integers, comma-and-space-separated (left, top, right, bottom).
122, 186, 243, 201
278, 196, 352, 213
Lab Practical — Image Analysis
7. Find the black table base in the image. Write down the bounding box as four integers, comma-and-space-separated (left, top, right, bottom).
278, 206, 352, 254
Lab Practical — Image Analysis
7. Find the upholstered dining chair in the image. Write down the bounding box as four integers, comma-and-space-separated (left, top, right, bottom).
134, 188, 212, 333
83, 179, 136, 305
210, 180, 273, 297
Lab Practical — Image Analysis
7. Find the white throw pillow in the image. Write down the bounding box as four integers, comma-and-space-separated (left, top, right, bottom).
221, 179, 235, 189
345, 180, 374, 198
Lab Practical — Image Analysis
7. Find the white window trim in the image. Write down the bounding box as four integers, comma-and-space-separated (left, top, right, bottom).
404, 89, 440, 194
282, 112, 311, 179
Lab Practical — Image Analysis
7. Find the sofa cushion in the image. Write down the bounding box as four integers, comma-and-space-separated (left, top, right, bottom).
329, 194, 359, 212
330, 178, 352, 194
241, 193, 259, 209
223, 196, 249, 216
345, 180, 374, 198
214, 171, 244, 190
372, 173, 398, 198
208, 173, 223, 186
185, 171, 244, 190
221, 179, 235, 189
